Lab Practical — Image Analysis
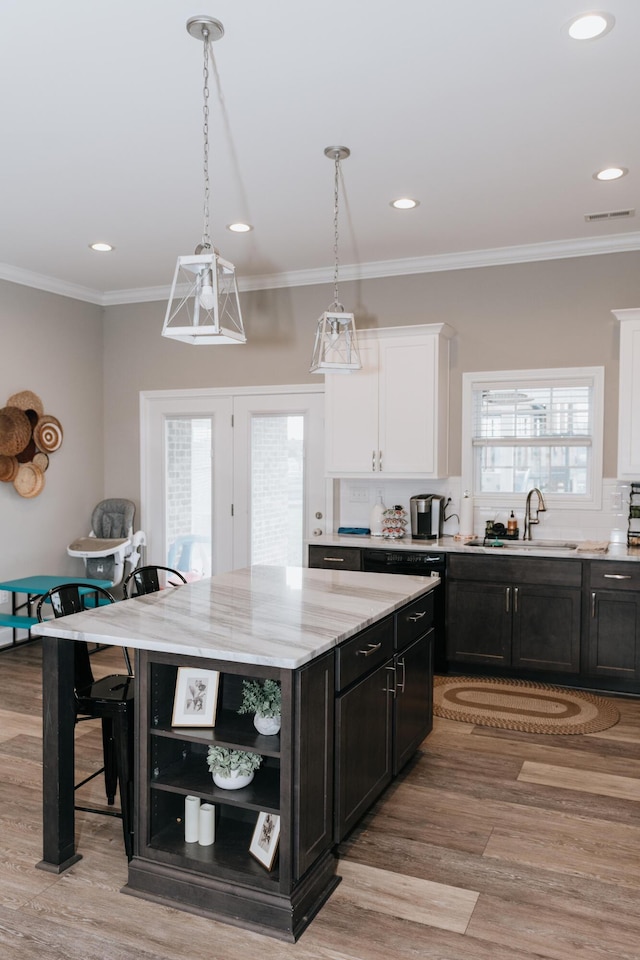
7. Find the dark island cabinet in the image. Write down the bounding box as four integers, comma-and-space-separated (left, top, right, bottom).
586, 561, 640, 681
446, 555, 582, 674
128, 649, 337, 943
334, 593, 435, 842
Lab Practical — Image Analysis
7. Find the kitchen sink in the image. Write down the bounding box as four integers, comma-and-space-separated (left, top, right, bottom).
465, 538, 579, 552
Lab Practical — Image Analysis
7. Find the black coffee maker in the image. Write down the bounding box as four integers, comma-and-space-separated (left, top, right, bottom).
410, 494, 445, 540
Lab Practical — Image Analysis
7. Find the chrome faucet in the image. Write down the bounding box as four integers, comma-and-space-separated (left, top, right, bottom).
524, 487, 546, 540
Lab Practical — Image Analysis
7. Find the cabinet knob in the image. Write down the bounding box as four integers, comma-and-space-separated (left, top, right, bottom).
313, 528, 323, 536
315, 511, 323, 520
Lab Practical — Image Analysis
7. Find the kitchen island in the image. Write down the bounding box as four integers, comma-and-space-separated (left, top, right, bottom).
32, 565, 439, 941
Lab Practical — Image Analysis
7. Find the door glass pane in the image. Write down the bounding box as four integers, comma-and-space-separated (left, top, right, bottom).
251, 415, 304, 566
165, 417, 212, 577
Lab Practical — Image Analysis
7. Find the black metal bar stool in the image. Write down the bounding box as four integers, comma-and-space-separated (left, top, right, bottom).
36, 583, 135, 859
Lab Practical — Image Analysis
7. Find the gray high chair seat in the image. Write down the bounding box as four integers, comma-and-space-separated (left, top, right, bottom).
68, 498, 146, 588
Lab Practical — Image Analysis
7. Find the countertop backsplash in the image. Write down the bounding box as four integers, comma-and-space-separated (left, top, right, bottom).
335, 477, 632, 545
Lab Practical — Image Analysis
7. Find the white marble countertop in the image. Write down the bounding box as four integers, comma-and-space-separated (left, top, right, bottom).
310, 533, 640, 561
31, 565, 440, 669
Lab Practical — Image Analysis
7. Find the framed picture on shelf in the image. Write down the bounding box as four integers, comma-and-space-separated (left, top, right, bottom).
172, 667, 220, 727
249, 812, 280, 870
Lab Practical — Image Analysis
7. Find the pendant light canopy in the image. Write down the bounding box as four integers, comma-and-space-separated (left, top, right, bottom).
162, 16, 245, 346
310, 147, 361, 374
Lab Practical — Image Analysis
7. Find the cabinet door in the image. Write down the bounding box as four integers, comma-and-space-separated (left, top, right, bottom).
587, 591, 640, 679
512, 585, 581, 673
378, 335, 444, 477
393, 630, 433, 775
446, 580, 512, 666
324, 340, 379, 474
335, 660, 393, 841
615, 312, 640, 479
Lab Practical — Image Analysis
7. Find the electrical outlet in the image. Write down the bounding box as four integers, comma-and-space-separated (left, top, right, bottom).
349, 485, 370, 503
0, 590, 10, 605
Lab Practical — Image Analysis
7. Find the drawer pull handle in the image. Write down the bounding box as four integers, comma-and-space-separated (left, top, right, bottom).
323, 556, 345, 562
357, 641, 382, 657
408, 611, 426, 622
603, 574, 632, 580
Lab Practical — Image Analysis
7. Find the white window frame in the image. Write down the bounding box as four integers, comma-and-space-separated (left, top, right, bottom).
461, 366, 604, 510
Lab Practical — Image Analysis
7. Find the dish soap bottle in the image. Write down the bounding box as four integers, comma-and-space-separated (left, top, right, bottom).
370, 492, 386, 537
507, 510, 518, 539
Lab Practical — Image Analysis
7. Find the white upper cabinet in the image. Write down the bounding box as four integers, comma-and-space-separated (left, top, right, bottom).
324, 324, 454, 478
615, 308, 640, 479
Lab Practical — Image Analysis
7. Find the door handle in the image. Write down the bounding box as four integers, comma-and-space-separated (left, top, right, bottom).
384, 664, 396, 697
514, 586, 519, 614
379, 450, 382, 471
396, 657, 406, 693
505, 586, 511, 613
372, 450, 376, 472
591, 591, 596, 618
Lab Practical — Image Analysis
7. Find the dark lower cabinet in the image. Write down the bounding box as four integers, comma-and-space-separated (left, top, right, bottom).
334, 600, 436, 842
446, 555, 581, 674
587, 562, 640, 682
335, 659, 393, 841
393, 629, 434, 775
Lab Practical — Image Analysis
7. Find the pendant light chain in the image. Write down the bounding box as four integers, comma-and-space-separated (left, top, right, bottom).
201, 30, 212, 252
332, 152, 342, 311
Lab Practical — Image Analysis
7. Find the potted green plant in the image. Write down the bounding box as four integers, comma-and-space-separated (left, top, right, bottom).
238, 678, 282, 735
206, 746, 262, 790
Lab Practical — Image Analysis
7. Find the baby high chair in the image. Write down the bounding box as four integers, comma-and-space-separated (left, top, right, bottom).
67, 498, 146, 588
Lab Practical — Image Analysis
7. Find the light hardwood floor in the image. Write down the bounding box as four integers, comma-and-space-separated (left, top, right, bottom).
1, 641, 639, 960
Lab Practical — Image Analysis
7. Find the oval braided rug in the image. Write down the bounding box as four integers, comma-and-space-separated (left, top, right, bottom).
434, 676, 620, 735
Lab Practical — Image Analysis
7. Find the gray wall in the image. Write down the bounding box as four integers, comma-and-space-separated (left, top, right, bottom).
2, 249, 639, 583
103, 250, 640, 503
0, 281, 104, 580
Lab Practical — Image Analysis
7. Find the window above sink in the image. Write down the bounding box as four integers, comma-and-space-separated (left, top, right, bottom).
461, 366, 604, 511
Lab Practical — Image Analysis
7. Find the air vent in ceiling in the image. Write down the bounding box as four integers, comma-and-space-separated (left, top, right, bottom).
584, 208, 635, 222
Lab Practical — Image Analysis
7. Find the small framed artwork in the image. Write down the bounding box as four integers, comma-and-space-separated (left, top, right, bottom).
172, 667, 220, 727
249, 812, 280, 871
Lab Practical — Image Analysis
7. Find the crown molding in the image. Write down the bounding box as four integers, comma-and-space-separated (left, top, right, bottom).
3, 231, 640, 306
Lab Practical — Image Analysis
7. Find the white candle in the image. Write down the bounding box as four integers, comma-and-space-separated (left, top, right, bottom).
184, 795, 200, 843
199, 803, 216, 846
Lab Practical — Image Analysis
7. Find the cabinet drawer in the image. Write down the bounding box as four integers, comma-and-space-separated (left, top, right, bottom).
448, 554, 582, 587
336, 617, 394, 691
308, 545, 362, 570
589, 561, 640, 592
396, 591, 435, 651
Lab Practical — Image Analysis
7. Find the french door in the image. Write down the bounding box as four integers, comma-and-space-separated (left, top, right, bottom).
141, 387, 325, 575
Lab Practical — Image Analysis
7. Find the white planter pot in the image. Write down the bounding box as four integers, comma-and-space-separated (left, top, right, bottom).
254, 712, 281, 735
212, 769, 255, 790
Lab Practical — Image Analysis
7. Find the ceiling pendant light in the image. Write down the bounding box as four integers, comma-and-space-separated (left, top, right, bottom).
162, 16, 245, 346
310, 146, 361, 374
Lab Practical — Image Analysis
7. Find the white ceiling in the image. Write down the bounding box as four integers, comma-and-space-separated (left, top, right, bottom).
2, 0, 639, 305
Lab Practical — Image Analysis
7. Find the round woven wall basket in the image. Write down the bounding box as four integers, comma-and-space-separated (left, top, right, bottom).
0, 406, 32, 456
0, 454, 19, 482
7, 390, 44, 418
34, 415, 63, 453
13, 462, 45, 499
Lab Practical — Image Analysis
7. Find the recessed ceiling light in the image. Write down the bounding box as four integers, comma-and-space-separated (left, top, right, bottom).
89, 241, 114, 252
567, 12, 615, 40
593, 166, 628, 181
390, 198, 419, 210
227, 222, 253, 233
